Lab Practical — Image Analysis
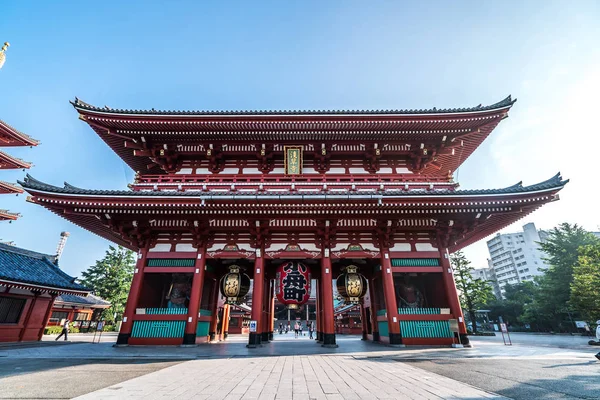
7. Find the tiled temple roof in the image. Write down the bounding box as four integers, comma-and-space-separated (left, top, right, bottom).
19, 173, 568, 198
72, 96, 516, 116
0, 242, 89, 293
55, 293, 110, 308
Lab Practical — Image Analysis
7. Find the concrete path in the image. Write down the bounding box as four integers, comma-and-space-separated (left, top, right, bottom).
73, 355, 507, 400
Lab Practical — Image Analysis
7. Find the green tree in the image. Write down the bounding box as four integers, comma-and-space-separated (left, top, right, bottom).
451, 251, 494, 333
523, 223, 599, 331
571, 243, 600, 324
486, 282, 537, 327
79, 246, 136, 324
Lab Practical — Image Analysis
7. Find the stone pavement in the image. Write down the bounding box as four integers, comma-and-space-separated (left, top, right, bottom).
2, 333, 599, 399
73, 355, 507, 400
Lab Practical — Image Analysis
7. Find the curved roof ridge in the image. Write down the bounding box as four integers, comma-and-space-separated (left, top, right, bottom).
71, 95, 517, 117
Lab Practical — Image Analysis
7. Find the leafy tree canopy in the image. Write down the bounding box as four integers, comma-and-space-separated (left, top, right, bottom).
523, 223, 599, 331
570, 243, 600, 324
451, 251, 494, 333
78, 246, 136, 324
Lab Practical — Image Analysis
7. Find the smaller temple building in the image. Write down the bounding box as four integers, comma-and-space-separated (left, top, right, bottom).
0, 243, 89, 342
48, 293, 110, 331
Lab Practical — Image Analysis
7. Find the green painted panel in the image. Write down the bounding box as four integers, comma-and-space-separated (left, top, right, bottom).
147, 258, 196, 267
199, 309, 212, 317
131, 320, 185, 338
196, 321, 210, 337
145, 308, 188, 315
391, 258, 440, 267
377, 321, 389, 337
398, 308, 441, 315
376, 309, 387, 316
400, 320, 453, 338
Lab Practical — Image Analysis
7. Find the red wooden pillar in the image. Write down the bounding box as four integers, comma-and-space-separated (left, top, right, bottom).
117, 245, 149, 345
368, 277, 380, 342
222, 304, 231, 339
18, 292, 39, 341
320, 255, 337, 347
438, 243, 470, 347
209, 279, 220, 341
261, 277, 271, 343
248, 252, 264, 348
269, 282, 275, 340
360, 304, 368, 340
315, 278, 321, 342
380, 247, 402, 345
38, 294, 57, 340
183, 247, 206, 345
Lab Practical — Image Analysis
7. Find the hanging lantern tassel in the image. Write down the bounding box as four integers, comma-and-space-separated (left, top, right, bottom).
219, 265, 251, 304
336, 265, 368, 304
0, 42, 10, 69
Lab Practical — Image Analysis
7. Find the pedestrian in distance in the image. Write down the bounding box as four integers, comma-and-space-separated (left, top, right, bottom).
279, 322, 283, 334
55, 319, 70, 341
594, 319, 600, 360
286, 323, 291, 334
308, 321, 314, 339
299, 323, 303, 337
294, 321, 300, 338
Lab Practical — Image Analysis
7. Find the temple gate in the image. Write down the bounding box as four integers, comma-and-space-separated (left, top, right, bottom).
21, 95, 567, 347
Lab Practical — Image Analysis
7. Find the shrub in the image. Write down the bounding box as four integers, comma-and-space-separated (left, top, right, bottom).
44, 326, 63, 335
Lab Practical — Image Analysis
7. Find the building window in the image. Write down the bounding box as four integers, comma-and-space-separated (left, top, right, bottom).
0, 297, 27, 324
74, 312, 89, 321
50, 311, 69, 323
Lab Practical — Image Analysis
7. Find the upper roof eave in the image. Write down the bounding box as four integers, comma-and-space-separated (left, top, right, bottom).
19, 173, 568, 200
71, 96, 517, 119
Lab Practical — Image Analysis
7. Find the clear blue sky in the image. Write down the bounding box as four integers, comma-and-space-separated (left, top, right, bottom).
1, 1, 599, 278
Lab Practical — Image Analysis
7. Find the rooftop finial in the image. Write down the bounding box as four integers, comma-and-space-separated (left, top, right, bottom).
0, 42, 10, 69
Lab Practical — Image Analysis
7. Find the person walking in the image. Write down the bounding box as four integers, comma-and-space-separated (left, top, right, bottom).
279, 322, 283, 334
286, 323, 291, 334
308, 321, 314, 339
55, 319, 70, 341
595, 320, 600, 361
294, 321, 300, 338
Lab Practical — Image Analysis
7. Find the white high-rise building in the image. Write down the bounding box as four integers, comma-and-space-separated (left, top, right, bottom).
486, 222, 549, 297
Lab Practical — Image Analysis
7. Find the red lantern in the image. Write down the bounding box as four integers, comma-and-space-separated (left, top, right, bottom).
275, 261, 311, 309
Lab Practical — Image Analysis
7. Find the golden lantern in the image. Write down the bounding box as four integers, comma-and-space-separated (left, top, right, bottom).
0, 42, 9, 69
336, 265, 368, 304
219, 265, 250, 304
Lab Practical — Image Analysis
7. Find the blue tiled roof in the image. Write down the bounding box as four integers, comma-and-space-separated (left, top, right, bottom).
0, 243, 89, 292
56, 293, 110, 307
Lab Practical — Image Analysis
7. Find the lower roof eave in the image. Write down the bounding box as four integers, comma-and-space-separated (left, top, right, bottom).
0, 279, 91, 296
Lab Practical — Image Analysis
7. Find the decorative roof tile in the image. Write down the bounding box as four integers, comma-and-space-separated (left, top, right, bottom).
0, 242, 89, 293
72, 96, 516, 117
